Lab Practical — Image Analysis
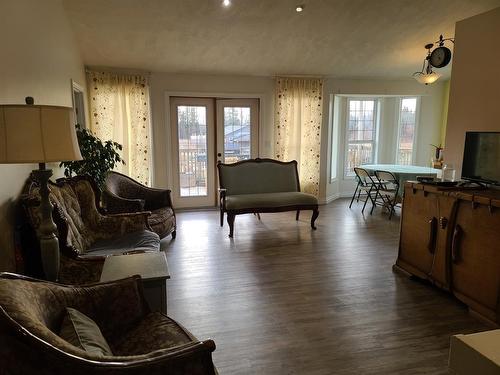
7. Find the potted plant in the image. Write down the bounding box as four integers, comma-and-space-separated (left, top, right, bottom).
60, 125, 124, 188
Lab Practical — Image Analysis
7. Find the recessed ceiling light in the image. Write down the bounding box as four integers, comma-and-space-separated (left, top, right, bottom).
296, 4, 304, 12
223, 0, 231, 7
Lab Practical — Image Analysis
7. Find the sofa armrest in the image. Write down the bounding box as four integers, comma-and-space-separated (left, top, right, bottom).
58, 255, 105, 285
102, 340, 217, 374
15, 337, 217, 375
143, 188, 173, 211
102, 190, 145, 214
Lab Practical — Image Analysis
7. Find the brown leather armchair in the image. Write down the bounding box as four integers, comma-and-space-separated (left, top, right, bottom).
0, 273, 217, 375
103, 171, 176, 239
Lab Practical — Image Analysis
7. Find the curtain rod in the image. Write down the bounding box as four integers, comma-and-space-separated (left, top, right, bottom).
85, 67, 151, 76
274, 74, 325, 79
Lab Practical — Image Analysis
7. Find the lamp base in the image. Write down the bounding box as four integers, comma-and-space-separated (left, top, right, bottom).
40, 234, 60, 281
32, 165, 60, 281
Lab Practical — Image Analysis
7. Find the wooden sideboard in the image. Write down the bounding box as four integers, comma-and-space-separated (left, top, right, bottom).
395, 182, 500, 325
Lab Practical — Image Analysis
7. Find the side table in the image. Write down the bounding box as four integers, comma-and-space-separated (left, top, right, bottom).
449, 329, 500, 374
100, 252, 170, 313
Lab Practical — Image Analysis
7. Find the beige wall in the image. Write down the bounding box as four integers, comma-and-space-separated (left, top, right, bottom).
149, 72, 275, 189
445, 7, 500, 175
440, 80, 451, 146
0, 0, 85, 271
321, 79, 445, 201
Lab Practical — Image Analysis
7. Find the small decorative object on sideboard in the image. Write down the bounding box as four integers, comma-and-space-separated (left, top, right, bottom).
430, 144, 443, 169
441, 163, 456, 182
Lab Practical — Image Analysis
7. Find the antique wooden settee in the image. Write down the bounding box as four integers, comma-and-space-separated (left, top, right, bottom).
217, 158, 319, 237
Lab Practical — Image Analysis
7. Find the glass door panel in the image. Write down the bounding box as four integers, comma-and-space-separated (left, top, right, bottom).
171, 98, 215, 208
216, 99, 259, 164
177, 105, 208, 197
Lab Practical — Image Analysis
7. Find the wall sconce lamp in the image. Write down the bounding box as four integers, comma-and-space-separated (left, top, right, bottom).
413, 35, 455, 85
413, 43, 441, 85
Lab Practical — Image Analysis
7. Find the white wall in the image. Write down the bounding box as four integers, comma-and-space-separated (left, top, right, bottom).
0, 0, 85, 271
321, 79, 445, 201
149, 72, 275, 189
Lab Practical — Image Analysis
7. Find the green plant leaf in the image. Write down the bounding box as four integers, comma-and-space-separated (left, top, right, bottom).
59, 125, 125, 189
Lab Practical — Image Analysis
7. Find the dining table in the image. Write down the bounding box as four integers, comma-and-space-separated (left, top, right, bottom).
360, 164, 441, 195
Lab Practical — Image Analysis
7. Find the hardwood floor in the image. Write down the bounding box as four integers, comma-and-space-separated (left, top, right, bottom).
161, 199, 487, 375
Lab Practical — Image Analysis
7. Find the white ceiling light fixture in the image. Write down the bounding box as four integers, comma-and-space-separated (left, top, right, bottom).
222, 0, 231, 7
413, 43, 441, 85
296, 4, 304, 12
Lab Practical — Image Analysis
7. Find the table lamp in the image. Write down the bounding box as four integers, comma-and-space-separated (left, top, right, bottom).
0, 97, 82, 281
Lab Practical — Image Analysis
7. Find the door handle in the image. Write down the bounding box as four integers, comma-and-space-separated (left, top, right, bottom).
217, 153, 222, 157
451, 225, 463, 263
428, 217, 438, 254
439, 217, 448, 229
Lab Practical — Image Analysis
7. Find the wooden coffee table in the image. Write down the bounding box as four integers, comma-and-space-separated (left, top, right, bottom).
100, 252, 170, 313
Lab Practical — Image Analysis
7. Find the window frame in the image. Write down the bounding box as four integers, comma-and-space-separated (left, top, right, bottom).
71, 79, 87, 129
343, 97, 379, 178
329, 95, 338, 183
395, 96, 420, 165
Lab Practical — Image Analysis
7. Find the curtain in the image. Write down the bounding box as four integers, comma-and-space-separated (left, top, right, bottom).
86, 70, 152, 186
274, 77, 323, 196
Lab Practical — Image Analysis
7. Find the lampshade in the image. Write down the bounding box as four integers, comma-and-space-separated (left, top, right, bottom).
0, 105, 82, 164
413, 71, 441, 85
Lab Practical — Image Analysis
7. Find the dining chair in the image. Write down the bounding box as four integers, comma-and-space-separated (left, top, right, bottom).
349, 175, 363, 208
374, 170, 400, 220
351, 168, 378, 214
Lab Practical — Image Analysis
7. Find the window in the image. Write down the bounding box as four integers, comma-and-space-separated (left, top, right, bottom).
396, 97, 418, 165
344, 99, 377, 177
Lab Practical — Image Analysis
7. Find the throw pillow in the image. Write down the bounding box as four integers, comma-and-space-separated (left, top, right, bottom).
59, 307, 113, 356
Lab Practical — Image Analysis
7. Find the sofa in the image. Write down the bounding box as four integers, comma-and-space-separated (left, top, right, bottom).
103, 171, 176, 239
20, 176, 160, 284
0, 273, 217, 375
217, 158, 319, 237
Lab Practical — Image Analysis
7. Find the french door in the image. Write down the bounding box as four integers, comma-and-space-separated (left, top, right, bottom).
171, 97, 259, 208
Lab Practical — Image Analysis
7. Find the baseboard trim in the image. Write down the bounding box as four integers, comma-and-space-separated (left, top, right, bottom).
339, 192, 354, 198
319, 193, 340, 205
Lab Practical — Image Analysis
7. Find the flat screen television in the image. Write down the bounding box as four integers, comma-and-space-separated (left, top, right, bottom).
461, 132, 500, 185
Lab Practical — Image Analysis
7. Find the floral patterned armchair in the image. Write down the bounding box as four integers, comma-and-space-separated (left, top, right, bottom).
0, 273, 217, 375
103, 171, 176, 239
19, 176, 160, 284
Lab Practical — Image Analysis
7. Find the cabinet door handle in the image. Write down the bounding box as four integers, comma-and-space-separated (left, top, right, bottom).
452, 225, 463, 263
428, 217, 438, 254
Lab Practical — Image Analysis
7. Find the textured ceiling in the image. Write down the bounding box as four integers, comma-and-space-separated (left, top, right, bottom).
62, 0, 500, 78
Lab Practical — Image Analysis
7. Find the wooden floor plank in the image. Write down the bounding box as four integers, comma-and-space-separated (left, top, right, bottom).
161, 199, 487, 374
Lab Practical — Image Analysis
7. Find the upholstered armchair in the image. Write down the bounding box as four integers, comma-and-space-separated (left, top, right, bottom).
103, 171, 176, 239
0, 273, 217, 375
20, 176, 160, 284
